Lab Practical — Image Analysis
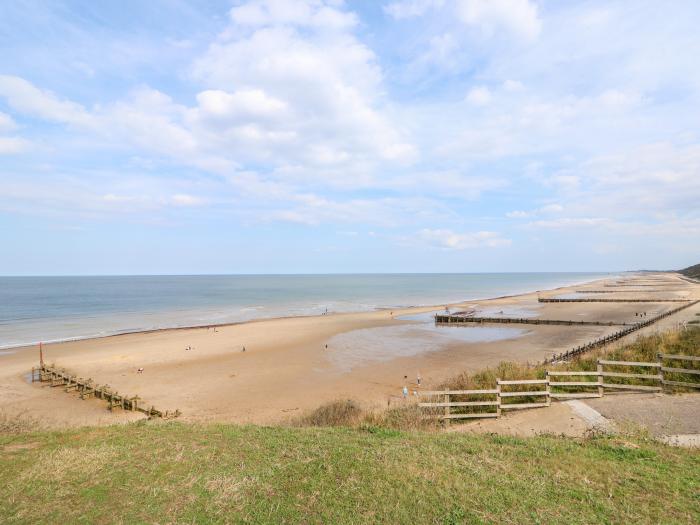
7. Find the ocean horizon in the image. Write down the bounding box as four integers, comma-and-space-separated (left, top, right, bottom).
0, 272, 614, 349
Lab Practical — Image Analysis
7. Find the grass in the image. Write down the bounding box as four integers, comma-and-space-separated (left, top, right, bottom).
295, 327, 700, 429
1, 421, 699, 524
2, 327, 699, 523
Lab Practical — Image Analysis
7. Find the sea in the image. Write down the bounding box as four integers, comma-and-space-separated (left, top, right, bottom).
0, 273, 613, 350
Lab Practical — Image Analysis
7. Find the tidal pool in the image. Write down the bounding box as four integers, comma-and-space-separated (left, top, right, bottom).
326, 312, 527, 371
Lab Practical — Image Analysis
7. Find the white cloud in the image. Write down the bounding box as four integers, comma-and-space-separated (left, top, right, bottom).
456, 0, 541, 40
0, 75, 93, 126
0, 136, 29, 154
0, 112, 17, 132
195, 89, 287, 122
384, 0, 445, 19
506, 203, 563, 218
192, 1, 415, 170
527, 217, 609, 229
465, 86, 492, 106
230, 0, 357, 30
416, 228, 511, 249
0, 111, 28, 154
502, 79, 524, 91
170, 194, 205, 207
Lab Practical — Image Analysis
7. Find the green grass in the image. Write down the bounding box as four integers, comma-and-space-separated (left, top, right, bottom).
1, 422, 699, 524
437, 326, 700, 394
2, 327, 699, 523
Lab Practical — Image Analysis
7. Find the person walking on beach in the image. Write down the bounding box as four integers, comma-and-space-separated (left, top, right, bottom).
402, 385, 408, 399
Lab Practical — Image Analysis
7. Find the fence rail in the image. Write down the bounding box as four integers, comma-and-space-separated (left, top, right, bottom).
418, 354, 699, 422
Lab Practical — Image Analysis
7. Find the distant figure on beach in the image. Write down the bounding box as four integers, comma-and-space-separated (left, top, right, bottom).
402, 385, 408, 399
137, 367, 144, 374
324, 344, 328, 350
417, 373, 421, 386
242, 346, 246, 352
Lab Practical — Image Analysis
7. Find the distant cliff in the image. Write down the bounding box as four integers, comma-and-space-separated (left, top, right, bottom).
679, 263, 700, 280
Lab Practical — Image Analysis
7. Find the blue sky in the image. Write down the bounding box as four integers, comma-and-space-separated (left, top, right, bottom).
1, 0, 699, 275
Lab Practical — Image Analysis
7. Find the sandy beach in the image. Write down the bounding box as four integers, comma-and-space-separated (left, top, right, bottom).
1, 272, 698, 428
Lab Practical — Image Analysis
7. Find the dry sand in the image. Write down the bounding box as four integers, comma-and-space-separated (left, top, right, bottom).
1, 272, 698, 428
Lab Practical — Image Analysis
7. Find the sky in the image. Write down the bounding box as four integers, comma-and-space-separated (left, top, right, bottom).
0, 0, 699, 275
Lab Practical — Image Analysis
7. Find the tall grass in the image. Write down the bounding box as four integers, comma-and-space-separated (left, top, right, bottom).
293, 326, 700, 430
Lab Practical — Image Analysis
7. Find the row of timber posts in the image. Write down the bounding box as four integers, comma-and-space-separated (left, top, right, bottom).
576, 289, 684, 293
31, 362, 179, 419
419, 354, 700, 423
434, 315, 628, 327
546, 300, 699, 363
538, 298, 691, 303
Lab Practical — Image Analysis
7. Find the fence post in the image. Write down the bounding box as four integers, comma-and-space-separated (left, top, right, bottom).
597, 360, 604, 397
657, 353, 664, 391
444, 392, 450, 426
496, 380, 502, 418
545, 374, 551, 406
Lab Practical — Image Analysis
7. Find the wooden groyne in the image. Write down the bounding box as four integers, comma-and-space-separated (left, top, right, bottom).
31, 363, 179, 419
538, 298, 690, 303
576, 290, 682, 293
434, 315, 627, 327
605, 283, 673, 287
545, 301, 699, 363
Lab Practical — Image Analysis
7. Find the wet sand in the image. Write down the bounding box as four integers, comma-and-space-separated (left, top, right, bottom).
1, 272, 697, 428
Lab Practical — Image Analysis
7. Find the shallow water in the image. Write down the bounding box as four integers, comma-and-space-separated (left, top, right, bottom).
327, 314, 527, 371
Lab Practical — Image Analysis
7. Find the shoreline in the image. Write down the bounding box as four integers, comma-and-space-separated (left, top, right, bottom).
3, 272, 695, 429
1, 273, 617, 352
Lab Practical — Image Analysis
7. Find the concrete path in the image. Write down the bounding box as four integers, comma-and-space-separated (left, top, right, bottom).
564, 400, 614, 432
451, 393, 700, 447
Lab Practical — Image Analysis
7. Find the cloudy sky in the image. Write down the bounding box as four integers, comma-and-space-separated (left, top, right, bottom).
1, 0, 699, 275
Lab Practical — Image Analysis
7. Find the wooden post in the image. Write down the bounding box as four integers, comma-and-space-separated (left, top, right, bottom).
657, 353, 664, 391
597, 361, 604, 397
545, 373, 551, 406
496, 380, 502, 418
444, 392, 450, 427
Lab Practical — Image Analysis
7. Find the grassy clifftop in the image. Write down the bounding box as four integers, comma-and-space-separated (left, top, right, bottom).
680, 263, 700, 280
2, 329, 700, 523
2, 420, 699, 524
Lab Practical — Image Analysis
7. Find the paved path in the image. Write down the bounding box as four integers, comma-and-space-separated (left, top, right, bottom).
585, 393, 700, 436
452, 393, 700, 447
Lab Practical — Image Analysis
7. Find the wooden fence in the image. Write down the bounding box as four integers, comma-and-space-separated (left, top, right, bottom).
31, 363, 179, 419
419, 355, 699, 422
546, 300, 699, 363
